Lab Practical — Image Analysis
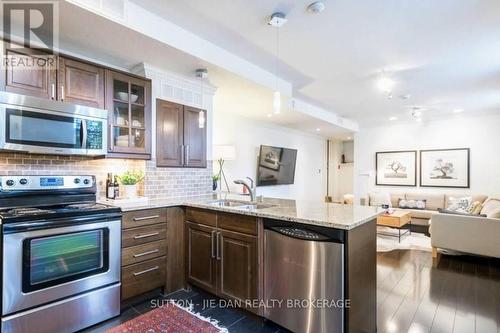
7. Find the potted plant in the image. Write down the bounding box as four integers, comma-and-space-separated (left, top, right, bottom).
118, 170, 144, 198
212, 174, 220, 191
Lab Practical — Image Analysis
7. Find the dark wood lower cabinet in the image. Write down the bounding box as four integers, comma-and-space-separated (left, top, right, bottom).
186, 222, 218, 294
121, 257, 166, 300
218, 229, 257, 302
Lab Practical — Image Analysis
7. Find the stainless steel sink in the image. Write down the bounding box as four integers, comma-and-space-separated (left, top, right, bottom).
207, 199, 275, 210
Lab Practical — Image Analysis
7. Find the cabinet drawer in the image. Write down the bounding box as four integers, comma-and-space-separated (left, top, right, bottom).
122, 257, 166, 300
185, 208, 216, 227
122, 240, 167, 266
122, 224, 166, 248
218, 212, 257, 235
122, 208, 167, 229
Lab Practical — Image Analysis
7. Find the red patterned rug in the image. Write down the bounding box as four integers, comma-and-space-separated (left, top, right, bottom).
104, 302, 227, 333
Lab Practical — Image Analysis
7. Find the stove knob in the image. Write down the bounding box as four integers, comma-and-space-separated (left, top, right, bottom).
19, 178, 28, 185
5, 179, 15, 187
83, 179, 90, 185
74, 178, 81, 184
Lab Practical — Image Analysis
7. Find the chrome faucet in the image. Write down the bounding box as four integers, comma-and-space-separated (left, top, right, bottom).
234, 177, 256, 201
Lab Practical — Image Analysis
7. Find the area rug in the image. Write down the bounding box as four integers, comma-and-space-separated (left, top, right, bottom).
377, 226, 432, 252
105, 301, 228, 333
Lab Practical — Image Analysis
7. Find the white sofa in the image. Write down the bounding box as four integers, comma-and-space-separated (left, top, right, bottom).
367, 192, 488, 226
431, 198, 500, 258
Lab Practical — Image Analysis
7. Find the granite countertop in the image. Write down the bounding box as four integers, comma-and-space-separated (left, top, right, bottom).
100, 194, 382, 230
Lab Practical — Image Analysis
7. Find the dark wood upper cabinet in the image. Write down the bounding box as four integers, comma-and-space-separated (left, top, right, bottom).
156, 100, 184, 167
2, 46, 57, 100
185, 222, 218, 294
106, 70, 152, 159
58, 57, 104, 108
184, 106, 207, 168
218, 229, 258, 302
156, 100, 207, 168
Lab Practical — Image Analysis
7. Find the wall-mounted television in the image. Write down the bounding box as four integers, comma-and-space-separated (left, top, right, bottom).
257, 145, 297, 186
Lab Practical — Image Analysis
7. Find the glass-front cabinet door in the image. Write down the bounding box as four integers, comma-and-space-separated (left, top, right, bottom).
106, 70, 151, 159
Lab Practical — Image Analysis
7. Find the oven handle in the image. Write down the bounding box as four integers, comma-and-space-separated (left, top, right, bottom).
2, 212, 122, 234
81, 120, 88, 149
133, 266, 159, 276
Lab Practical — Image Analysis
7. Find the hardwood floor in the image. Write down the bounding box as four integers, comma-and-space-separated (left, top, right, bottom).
377, 249, 500, 333
82, 246, 500, 333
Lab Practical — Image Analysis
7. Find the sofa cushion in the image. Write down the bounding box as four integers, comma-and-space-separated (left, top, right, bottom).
390, 193, 405, 208
481, 198, 500, 216
486, 208, 500, 219
438, 208, 487, 217
444, 194, 488, 207
368, 192, 391, 207
405, 193, 445, 211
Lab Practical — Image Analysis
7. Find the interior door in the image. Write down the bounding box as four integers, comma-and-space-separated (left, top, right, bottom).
156, 100, 184, 167
3, 46, 57, 100
183, 106, 207, 168
58, 57, 105, 108
217, 229, 258, 303
185, 222, 217, 294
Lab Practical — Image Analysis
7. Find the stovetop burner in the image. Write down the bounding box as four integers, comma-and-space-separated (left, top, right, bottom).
7, 207, 56, 216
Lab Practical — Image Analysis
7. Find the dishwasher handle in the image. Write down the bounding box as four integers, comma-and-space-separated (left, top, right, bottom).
268, 226, 331, 241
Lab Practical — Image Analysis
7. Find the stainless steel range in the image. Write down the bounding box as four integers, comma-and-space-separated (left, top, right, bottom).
0, 175, 121, 333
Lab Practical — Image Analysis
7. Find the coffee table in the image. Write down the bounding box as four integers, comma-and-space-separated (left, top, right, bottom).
377, 210, 411, 243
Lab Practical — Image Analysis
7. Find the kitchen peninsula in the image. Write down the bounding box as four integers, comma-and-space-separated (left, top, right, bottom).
109, 195, 381, 333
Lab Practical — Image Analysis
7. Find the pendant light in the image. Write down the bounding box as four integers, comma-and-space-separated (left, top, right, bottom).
196, 68, 208, 128
269, 12, 287, 114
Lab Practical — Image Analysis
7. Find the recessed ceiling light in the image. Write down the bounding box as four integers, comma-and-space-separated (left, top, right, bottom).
453, 108, 464, 113
315, 128, 321, 132
389, 116, 398, 121
377, 76, 395, 93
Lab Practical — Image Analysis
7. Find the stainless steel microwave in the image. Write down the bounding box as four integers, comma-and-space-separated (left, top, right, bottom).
0, 92, 108, 156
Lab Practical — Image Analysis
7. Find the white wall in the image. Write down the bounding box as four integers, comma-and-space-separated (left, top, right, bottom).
354, 114, 500, 203
213, 111, 327, 201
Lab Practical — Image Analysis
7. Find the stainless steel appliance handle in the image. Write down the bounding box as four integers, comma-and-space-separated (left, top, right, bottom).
61, 85, 65, 101
133, 215, 160, 221
216, 232, 221, 260
211, 230, 216, 258
51, 83, 55, 99
133, 249, 159, 258
133, 266, 159, 276
185, 145, 190, 166
133, 232, 159, 240
180, 145, 185, 165
81, 120, 87, 149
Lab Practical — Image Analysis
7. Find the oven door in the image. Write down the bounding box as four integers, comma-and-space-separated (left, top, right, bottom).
2, 218, 120, 315
0, 105, 106, 156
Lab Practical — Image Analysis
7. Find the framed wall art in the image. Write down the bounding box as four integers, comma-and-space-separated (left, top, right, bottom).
376, 151, 417, 186
420, 148, 470, 188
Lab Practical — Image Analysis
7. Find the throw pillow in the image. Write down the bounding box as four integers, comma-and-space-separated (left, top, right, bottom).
481, 198, 500, 216
487, 208, 500, 219
446, 196, 473, 213
468, 201, 483, 215
398, 198, 426, 210
369, 192, 391, 207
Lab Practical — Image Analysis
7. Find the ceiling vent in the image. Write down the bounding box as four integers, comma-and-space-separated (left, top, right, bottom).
307, 1, 326, 13
268, 12, 287, 27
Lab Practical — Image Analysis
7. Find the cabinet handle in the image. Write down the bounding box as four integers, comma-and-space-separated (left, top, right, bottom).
211, 230, 216, 259
61, 85, 65, 101
133, 249, 159, 258
133, 232, 159, 239
133, 266, 159, 276
133, 215, 160, 221
216, 232, 221, 260
51, 83, 55, 99
180, 145, 185, 165
185, 145, 190, 166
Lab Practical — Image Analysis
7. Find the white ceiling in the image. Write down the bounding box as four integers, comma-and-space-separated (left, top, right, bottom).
56, 2, 352, 138
129, 0, 500, 126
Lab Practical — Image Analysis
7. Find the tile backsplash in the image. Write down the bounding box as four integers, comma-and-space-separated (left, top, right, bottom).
0, 153, 213, 199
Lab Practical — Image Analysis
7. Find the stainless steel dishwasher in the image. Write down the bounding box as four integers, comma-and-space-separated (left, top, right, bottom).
264, 222, 344, 333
